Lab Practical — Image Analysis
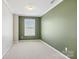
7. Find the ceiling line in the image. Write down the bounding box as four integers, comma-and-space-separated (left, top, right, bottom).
41, 0, 63, 16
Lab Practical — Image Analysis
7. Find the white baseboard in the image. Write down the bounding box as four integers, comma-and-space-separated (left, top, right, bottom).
41, 40, 70, 59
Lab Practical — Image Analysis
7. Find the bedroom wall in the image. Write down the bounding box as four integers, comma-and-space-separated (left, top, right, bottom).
19, 16, 41, 40
41, 0, 77, 59
13, 14, 19, 43
2, 1, 13, 56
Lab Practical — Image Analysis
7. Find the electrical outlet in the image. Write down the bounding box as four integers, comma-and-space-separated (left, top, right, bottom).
65, 47, 68, 52
62, 47, 74, 58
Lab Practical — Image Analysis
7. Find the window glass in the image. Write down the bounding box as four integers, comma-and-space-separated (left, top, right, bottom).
24, 19, 35, 36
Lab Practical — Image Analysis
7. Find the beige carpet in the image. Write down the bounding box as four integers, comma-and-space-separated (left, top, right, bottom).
3, 40, 69, 59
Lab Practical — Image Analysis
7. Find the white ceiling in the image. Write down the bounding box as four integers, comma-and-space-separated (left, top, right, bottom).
3, 0, 63, 17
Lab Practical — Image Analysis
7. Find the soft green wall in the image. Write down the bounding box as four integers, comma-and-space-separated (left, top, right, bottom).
41, 0, 77, 59
19, 16, 41, 40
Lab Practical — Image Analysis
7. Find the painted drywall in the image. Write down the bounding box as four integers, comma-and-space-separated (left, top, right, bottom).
19, 16, 41, 40
41, 0, 77, 59
2, 1, 13, 56
13, 14, 19, 43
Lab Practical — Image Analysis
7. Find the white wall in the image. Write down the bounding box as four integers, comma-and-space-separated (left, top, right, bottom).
13, 15, 19, 43
2, 1, 13, 56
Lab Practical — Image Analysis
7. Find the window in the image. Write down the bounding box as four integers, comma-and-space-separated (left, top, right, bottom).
24, 19, 35, 36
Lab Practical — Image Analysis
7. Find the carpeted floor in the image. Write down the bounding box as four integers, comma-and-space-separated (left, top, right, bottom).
3, 40, 69, 59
